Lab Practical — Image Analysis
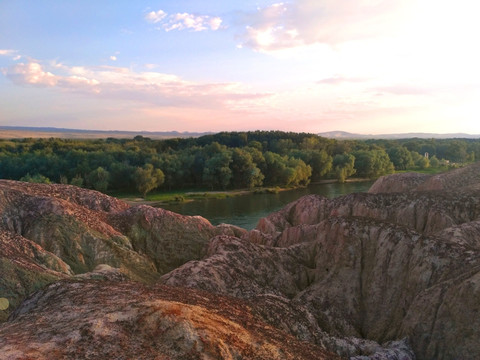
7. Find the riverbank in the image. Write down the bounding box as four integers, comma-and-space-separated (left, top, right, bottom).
120, 178, 374, 206
121, 187, 292, 206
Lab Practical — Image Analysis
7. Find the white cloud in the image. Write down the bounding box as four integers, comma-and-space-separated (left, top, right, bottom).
110, 55, 117, 61
4, 62, 58, 87
145, 10, 167, 24
2, 60, 267, 110
317, 75, 369, 85
0, 49, 22, 60
208, 17, 223, 31
145, 9, 222, 32
0, 49, 16, 56
237, 0, 414, 51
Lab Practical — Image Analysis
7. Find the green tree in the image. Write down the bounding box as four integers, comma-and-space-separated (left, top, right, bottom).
70, 175, 84, 187
109, 162, 136, 191
429, 155, 440, 168
353, 149, 394, 178
411, 151, 430, 169
387, 146, 414, 170
134, 164, 165, 197
290, 149, 332, 181
20, 173, 51, 184
446, 140, 468, 163
285, 158, 312, 186
262, 151, 288, 186
202, 151, 232, 190
87, 167, 110, 192
332, 154, 356, 183
231, 148, 264, 188
154, 153, 185, 190
262, 152, 311, 187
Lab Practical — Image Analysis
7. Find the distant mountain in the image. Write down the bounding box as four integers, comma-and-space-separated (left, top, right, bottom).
2, 126, 479, 140
318, 130, 480, 139
0, 126, 212, 139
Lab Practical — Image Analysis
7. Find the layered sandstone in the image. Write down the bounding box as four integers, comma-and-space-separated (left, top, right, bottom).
369, 161, 480, 194
163, 163, 480, 359
0, 180, 244, 319
1, 162, 480, 359
0, 278, 339, 360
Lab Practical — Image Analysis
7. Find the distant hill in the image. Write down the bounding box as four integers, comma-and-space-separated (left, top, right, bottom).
318, 130, 480, 139
1, 126, 479, 140
0, 126, 211, 140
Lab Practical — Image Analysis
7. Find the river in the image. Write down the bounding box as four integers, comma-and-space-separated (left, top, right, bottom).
160, 181, 374, 230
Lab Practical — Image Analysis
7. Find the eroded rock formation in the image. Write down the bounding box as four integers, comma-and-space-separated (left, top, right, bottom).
0, 180, 243, 320
163, 163, 480, 359
1, 162, 480, 359
0, 278, 338, 360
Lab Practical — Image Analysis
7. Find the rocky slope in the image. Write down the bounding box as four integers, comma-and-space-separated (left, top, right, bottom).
0, 180, 243, 321
163, 162, 480, 359
0, 229, 70, 322
0, 276, 338, 360
1, 162, 480, 359
369, 161, 480, 193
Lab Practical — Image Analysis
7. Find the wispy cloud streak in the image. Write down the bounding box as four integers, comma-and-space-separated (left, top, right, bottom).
2, 60, 267, 109
145, 10, 222, 32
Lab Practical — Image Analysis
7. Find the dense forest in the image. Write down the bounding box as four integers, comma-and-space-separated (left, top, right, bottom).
0, 131, 478, 196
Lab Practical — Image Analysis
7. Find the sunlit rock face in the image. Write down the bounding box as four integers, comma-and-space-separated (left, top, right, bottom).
369, 161, 480, 194
0, 180, 244, 319
163, 162, 480, 359
0, 229, 71, 322
2, 163, 480, 359
0, 279, 339, 360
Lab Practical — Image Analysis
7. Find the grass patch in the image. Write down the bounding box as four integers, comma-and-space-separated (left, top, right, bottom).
144, 189, 241, 203
396, 166, 451, 175
145, 191, 191, 202
117, 185, 308, 204
254, 187, 281, 194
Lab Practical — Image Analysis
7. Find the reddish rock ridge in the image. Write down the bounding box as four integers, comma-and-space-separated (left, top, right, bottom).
252, 191, 480, 244
0, 228, 70, 322
0, 279, 339, 360
0, 180, 244, 320
0, 179, 129, 212
163, 163, 480, 359
2, 163, 480, 360
369, 161, 480, 194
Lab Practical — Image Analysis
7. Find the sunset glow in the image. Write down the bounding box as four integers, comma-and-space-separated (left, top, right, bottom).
1, 0, 479, 134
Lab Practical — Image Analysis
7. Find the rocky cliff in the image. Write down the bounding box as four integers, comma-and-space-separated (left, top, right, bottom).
0, 277, 337, 360
163, 162, 480, 360
1, 162, 480, 359
0, 180, 244, 321
369, 161, 480, 194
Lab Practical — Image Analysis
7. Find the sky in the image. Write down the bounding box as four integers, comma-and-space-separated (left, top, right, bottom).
0, 0, 479, 135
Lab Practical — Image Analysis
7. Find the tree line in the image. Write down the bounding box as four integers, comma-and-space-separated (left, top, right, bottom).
0, 131, 477, 196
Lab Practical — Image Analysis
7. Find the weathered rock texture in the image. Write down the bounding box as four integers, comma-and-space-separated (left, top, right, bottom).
0, 180, 243, 319
0, 229, 70, 321
369, 161, 480, 194
163, 162, 480, 360
2, 162, 480, 360
0, 278, 339, 360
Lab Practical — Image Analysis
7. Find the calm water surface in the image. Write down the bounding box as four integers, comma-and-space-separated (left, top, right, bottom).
160, 181, 374, 230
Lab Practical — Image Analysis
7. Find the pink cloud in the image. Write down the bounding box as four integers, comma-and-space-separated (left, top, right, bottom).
237, 0, 414, 51
2, 60, 268, 110
317, 75, 369, 85
373, 85, 432, 96
4, 62, 58, 87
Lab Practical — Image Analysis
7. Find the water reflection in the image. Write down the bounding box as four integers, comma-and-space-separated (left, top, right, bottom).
160, 181, 374, 230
